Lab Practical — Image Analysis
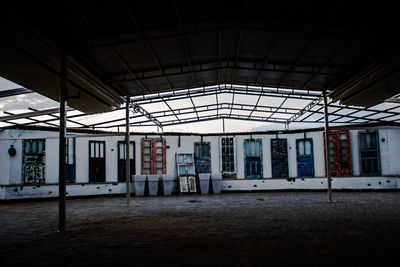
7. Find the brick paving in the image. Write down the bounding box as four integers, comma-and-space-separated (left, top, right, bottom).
1, 192, 400, 266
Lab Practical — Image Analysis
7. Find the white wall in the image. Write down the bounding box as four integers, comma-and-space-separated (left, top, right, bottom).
0, 139, 11, 185
387, 129, 400, 175
1, 126, 400, 200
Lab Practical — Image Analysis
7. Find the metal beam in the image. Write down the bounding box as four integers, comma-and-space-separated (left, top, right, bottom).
3, 110, 59, 128
174, 0, 197, 87
125, 96, 130, 206
130, 102, 163, 128
302, 29, 359, 90
0, 88, 32, 98
28, 107, 89, 128
71, 24, 362, 52
0, 107, 73, 122
109, 60, 343, 84
254, 1, 291, 85
70, 2, 148, 94
123, 0, 174, 91
58, 52, 67, 233
285, 96, 324, 125
131, 84, 321, 104
323, 90, 332, 202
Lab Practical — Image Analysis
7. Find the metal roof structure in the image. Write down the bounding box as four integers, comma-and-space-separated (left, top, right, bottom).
1, 1, 399, 114
1, 84, 400, 132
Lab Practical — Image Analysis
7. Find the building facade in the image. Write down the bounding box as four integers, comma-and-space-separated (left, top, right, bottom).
1, 124, 400, 200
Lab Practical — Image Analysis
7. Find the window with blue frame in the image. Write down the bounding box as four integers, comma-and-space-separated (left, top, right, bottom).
194, 142, 211, 174
296, 138, 314, 177
359, 130, 380, 175
66, 137, 76, 183
244, 138, 263, 179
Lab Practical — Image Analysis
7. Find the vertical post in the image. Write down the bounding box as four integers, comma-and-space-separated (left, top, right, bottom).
59, 53, 67, 232
125, 97, 131, 206
323, 90, 332, 202
222, 118, 225, 133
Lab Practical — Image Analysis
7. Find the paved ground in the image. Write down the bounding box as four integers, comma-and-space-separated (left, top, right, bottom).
1, 192, 400, 266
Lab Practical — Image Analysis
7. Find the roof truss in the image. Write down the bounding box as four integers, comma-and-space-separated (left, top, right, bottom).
1, 85, 399, 132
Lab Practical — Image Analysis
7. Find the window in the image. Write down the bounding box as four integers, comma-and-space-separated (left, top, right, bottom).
118, 141, 135, 182
359, 131, 380, 175
271, 138, 288, 178
296, 138, 314, 177
244, 138, 263, 179
22, 139, 45, 184
194, 142, 211, 174
177, 153, 195, 176
323, 130, 352, 176
176, 153, 196, 193
66, 137, 76, 183
89, 141, 106, 182
141, 138, 166, 175
221, 137, 235, 178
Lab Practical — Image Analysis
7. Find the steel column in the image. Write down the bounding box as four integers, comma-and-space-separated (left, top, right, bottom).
125, 97, 131, 206
323, 90, 332, 202
58, 53, 67, 232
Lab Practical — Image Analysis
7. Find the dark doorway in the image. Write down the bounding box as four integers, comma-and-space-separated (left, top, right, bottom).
118, 141, 135, 182
271, 138, 288, 178
89, 141, 106, 182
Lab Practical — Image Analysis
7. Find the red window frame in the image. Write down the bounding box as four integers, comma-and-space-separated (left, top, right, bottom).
141, 138, 166, 174
323, 130, 352, 176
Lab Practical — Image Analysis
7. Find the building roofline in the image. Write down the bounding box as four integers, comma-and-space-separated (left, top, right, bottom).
1, 121, 400, 137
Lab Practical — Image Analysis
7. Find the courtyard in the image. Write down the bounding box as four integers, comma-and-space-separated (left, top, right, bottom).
1, 192, 400, 266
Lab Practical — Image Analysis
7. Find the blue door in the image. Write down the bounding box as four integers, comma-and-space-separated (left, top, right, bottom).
271, 138, 288, 177
244, 139, 263, 178
296, 139, 314, 177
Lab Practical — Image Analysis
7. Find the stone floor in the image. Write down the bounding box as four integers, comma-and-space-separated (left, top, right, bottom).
1, 192, 400, 266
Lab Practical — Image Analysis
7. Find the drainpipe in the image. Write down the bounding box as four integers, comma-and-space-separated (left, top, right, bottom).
125, 97, 131, 206
59, 52, 67, 232
323, 90, 332, 202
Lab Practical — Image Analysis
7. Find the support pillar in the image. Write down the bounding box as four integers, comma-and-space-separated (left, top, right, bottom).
125, 97, 131, 206
323, 90, 332, 202
58, 53, 67, 232
222, 118, 225, 133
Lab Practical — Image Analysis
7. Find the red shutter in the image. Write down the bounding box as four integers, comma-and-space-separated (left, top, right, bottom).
323, 130, 352, 177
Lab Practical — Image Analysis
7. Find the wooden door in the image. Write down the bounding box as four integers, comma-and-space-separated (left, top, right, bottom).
271, 138, 288, 178
89, 141, 106, 182
296, 139, 314, 177
118, 141, 135, 182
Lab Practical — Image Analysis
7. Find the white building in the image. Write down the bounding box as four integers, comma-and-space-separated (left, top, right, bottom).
1, 123, 400, 200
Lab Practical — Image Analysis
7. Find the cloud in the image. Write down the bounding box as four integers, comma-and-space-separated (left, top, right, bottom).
0, 93, 58, 111
0, 77, 21, 91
